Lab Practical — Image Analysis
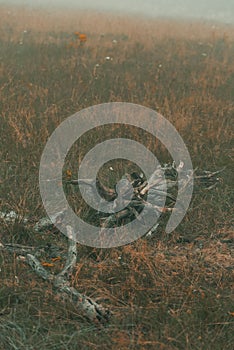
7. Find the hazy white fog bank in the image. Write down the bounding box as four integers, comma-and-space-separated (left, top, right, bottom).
0, 0, 234, 24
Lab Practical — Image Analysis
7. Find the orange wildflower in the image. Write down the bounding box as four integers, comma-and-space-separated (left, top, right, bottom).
79, 33, 87, 42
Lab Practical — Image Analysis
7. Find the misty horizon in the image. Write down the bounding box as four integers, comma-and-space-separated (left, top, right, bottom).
0, 0, 234, 24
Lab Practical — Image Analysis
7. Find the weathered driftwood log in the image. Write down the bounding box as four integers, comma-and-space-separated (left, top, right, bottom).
0, 226, 110, 325
66, 163, 224, 231
0, 164, 223, 234
0, 164, 223, 324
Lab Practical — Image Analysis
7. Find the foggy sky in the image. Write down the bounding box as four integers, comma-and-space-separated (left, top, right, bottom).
1, 0, 234, 23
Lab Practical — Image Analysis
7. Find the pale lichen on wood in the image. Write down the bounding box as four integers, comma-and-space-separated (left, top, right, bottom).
0, 226, 110, 324
0, 164, 224, 323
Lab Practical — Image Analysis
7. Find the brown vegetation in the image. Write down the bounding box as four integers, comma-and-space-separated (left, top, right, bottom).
0, 5, 233, 350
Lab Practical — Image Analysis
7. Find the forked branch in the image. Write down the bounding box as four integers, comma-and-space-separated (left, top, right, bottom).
0, 163, 224, 323
0, 226, 110, 325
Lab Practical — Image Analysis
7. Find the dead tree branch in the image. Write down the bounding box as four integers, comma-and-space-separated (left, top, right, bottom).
0, 163, 224, 323
0, 226, 110, 325
67, 163, 224, 231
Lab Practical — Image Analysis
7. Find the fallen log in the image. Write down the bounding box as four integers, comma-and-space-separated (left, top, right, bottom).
66, 163, 224, 231
0, 163, 224, 323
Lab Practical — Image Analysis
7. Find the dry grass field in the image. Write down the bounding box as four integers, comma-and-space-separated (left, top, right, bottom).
0, 5, 233, 350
